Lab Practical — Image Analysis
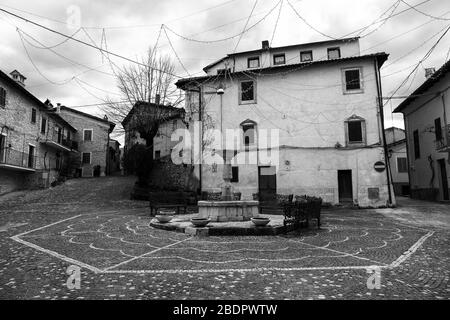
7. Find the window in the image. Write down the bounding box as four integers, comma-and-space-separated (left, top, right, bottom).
273, 54, 285, 65
397, 157, 408, 173
0, 87, 6, 108
82, 152, 91, 164
300, 50, 313, 62
247, 57, 260, 68
40, 117, 47, 134
83, 129, 93, 141
231, 166, 239, 183
327, 47, 341, 59
413, 130, 420, 159
0, 134, 6, 162
345, 115, 366, 146
242, 123, 256, 147
155, 150, 161, 159
344, 68, 362, 91
31, 108, 37, 124
435, 117, 442, 141
239, 81, 256, 104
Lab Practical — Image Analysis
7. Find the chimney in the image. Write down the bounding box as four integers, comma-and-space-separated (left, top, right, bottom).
425, 68, 436, 79
56, 103, 61, 114
9, 70, 26, 87
262, 40, 270, 50
155, 94, 161, 105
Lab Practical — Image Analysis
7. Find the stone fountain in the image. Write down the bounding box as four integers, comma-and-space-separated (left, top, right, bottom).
197, 160, 259, 222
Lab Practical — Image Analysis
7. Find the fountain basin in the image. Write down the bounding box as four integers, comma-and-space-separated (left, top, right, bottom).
197, 200, 259, 222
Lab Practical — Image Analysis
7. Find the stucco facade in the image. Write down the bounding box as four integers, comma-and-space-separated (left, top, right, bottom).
59, 107, 115, 177
394, 62, 450, 201
385, 127, 409, 196
177, 38, 394, 207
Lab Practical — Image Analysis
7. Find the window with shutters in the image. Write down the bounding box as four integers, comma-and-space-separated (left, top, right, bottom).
345, 115, 366, 146
239, 80, 256, 104
342, 67, 363, 93
397, 157, 408, 173
0, 87, 6, 108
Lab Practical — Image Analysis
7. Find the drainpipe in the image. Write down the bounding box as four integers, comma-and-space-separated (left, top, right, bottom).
198, 86, 202, 195
374, 58, 393, 205
441, 91, 449, 164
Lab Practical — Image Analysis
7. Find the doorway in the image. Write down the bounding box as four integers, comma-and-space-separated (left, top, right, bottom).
28, 145, 35, 168
437, 159, 449, 200
258, 166, 277, 201
338, 170, 353, 203
0, 134, 5, 162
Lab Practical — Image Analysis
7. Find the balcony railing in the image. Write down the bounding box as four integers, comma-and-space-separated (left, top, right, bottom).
42, 131, 77, 152
0, 148, 37, 172
435, 124, 450, 152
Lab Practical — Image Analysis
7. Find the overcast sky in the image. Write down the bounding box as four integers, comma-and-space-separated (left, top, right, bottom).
0, 0, 449, 143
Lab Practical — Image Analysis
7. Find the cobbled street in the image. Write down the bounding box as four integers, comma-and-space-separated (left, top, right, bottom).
0, 176, 449, 300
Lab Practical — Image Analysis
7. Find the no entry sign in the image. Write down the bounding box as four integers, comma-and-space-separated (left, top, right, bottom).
374, 161, 386, 172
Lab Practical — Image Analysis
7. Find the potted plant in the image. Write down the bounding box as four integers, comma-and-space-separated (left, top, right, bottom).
251, 216, 270, 226
190, 217, 211, 227
155, 209, 175, 223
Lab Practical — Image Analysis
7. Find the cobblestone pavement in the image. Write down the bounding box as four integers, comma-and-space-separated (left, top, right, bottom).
0, 177, 449, 300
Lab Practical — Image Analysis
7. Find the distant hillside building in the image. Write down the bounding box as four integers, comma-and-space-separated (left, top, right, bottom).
385, 127, 409, 196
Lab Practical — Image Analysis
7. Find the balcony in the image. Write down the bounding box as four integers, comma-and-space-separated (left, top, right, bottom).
41, 132, 77, 152
0, 148, 37, 173
435, 124, 450, 152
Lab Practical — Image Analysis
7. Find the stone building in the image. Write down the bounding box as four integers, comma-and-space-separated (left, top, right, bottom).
0, 69, 78, 195
394, 61, 450, 201
59, 106, 115, 177
176, 37, 394, 207
385, 127, 409, 196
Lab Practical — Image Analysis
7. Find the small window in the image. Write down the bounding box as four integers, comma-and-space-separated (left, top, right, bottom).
28, 145, 35, 168
83, 129, 93, 142
240, 81, 255, 103
344, 69, 361, 91
413, 130, 420, 159
435, 118, 442, 141
273, 54, 285, 65
300, 50, 313, 62
327, 47, 341, 60
348, 121, 363, 143
31, 108, 37, 124
40, 117, 47, 134
82, 152, 91, 164
231, 166, 239, 183
243, 124, 255, 147
247, 57, 260, 69
397, 157, 408, 173
155, 150, 161, 159
0, 87, 6, 108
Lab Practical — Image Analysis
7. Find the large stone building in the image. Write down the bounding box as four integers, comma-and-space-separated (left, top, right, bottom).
385, 127, 409, 196
0, 69, 78, 195
394, 61, 450, 201
59, 106, 115, 177
176, 37, 394, 207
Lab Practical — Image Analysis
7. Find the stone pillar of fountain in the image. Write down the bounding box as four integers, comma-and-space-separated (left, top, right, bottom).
221, 162, 233, 201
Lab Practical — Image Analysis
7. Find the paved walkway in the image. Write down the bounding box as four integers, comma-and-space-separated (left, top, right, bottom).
0, 177, 448, 299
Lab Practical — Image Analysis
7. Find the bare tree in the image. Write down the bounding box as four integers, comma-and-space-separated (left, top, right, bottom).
102, 46, 184, 147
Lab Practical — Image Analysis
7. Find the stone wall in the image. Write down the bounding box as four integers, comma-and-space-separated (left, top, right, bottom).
149, 156, 198, 191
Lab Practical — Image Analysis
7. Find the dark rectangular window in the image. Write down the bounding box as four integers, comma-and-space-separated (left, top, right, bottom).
345, 69, 361, 90
435, 118, 442, 141
240, 81, 255, 102
300, 50, 313, 62
231, 166, 239, 183
273, 54, 285, 65
348, 121, 363, 143
247, 57, 260, 68
327, 47, 341, 59
31, 108, 37, 123
40, 117, 47, 134
83, 129, 92, 141
155, 150, 161, 159
28, 145, 35, 168
82, 152, 91, 164
413, 130, 420, 159
0, 87, 6, 108
397, 157, 408, 173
